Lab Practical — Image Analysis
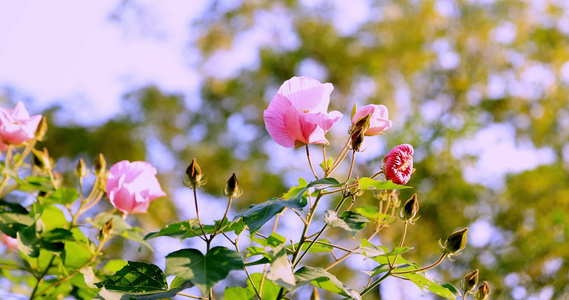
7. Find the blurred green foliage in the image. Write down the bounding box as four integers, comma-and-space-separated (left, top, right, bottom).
4, 0, 569, 298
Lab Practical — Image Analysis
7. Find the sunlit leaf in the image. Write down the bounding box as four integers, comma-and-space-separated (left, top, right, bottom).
324, 210, 369, 236
266, 243, 295, 289
358, 178, 411, 190
165, 246, 243, 296
294, 266, 361, 300
95, 261, 167, 293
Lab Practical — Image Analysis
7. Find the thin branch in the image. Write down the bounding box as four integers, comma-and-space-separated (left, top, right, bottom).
305, 145, 319, 180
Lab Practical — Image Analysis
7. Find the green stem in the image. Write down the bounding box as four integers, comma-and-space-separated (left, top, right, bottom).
193, 185, 208, 240
177, 293, 207, 299
305, 145, 319, 180
29, 255, 56, 299
360, 271, 392, 297
392, 253, 447, 275
391, 221, 408, 268
346, 150, 356, 181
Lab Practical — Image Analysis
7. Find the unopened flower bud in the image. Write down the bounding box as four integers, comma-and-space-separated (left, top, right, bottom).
75, 158, 88, 178
184, 158, 206, 188
310, 287, 320, 300
400, 194, 419, 223
94, 153, 107, 176
32, 147, 52, 171
350, 114, 370, 152
440, 227, 468, 255
35, 116, 48, 141
223, 173, 243, 198
462, 269, 479, 294
475, 281, 491, 300
98, 218, 114, 242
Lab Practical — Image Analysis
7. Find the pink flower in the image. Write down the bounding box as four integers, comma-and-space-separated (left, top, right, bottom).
263, 76, 343, 148
106, 161, 166, 215
383, 144, 414, 185
1, 233, 18, 251
351, 104, 392, 136
0, 101, 43, 148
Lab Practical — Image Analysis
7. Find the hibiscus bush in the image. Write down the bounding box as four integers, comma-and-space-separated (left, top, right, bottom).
0, 77, 491, 299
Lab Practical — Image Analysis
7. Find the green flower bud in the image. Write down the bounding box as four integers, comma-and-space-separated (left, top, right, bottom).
462, 269, 479, 294
32, 147, 52, 171
184, 158, 206, 188
441, 227, 468, 255
35, 116, 48, 141
475, 281, 491, 300
75, 158, 88, 178
223, 173, 243, 198
400, 193, 419, 223
94, 153, 107, 176
97, 218, 114, 242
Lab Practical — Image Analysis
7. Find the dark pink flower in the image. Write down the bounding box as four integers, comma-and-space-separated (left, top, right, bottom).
383, 144, 414, 185
351, 104, 392, 136
0, 101, 42, 148
263, 76, 343, 148
106, 161, 166, 215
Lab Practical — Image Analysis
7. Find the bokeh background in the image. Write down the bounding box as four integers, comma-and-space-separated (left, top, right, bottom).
1, 0, 568, 299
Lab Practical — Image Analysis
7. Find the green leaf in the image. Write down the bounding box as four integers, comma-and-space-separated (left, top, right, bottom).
237, 197, 307, 234
306, 177, 341, 191
40, 188, 79, 205
42, 228, 75, 243
95, 261, 167, 293
252, 232, 287, 248
294, 266, 361, 300
399, 272, 461, 300
180, 219, 245, 239
103, 259, 129, 274
18, 176, 55, 193
63, 241, 92, 268
319, 157, 334, 172
294, 239, 333, 253
170, 276, 192, 290
357, 239, 413, 258
247, 273, 280, 299
143, 219, 199, 240
40, 204, 68, 231
17, 221, 44, 258
0, 201, 34, 237
0, 199, 29, 214
225, 286, 255, 300
358, 177, 411, 190
266, 243, 295, 289
324, 210, 369, 237
165, 246, 244, 296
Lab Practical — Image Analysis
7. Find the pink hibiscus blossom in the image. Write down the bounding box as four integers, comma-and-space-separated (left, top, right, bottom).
106, 160, 166, 216
263, 76, 343, 148
351, 104, 392, 136
383, 144, 414, 185
0, 101, 43, 149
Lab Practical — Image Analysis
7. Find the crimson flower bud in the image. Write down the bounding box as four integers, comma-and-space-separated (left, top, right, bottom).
383, 144, 414, 185
475, 281, 491, 300
440, 227, 468, 255
462, 269, 479, 294
223, 173, 243, 198
400, 194, 419, 223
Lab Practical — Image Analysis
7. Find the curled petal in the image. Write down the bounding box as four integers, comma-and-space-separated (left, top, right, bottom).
352, 104, 392, 136
383, 144, 414, 185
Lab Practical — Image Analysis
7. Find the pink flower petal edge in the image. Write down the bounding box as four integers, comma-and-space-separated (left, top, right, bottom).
264, 76, 343, 148
106, 160, 166, 216
0, 101, 42, 145
352, 104, 392, 136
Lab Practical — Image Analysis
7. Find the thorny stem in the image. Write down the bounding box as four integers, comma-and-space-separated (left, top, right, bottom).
305, 145, 319, 180
392, 253, 447, 275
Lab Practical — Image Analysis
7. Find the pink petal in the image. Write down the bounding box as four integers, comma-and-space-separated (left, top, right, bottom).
264, 94, 295, 148
277, 76, 333, 113
352, 104, 392, 136
284, 106, 317, 145
11, 102, 31, 119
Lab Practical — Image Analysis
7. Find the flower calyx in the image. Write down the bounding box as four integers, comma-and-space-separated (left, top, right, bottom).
224, 173, 243, 198
439, 227, 468, 257
184, 158, 206, 188
400, 193, 420, 224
